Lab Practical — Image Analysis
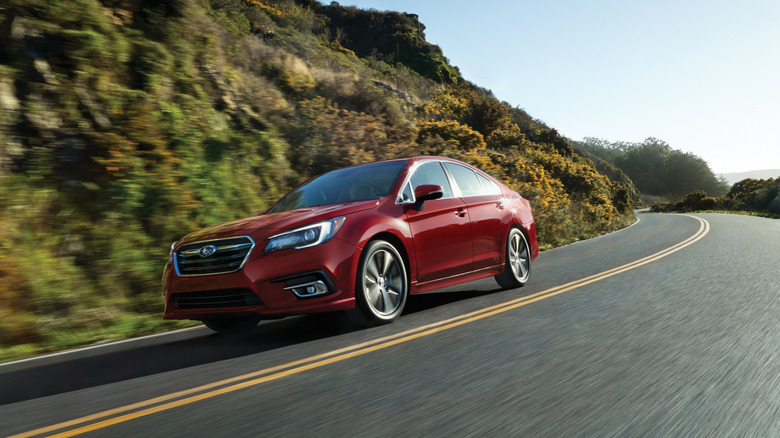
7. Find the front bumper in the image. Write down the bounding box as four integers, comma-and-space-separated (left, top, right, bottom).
162, 237, 359, 320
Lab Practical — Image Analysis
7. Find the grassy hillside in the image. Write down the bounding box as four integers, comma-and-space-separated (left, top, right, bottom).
0, 0, 635, 361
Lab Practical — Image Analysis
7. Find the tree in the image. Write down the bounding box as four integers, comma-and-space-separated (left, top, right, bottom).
580, 137, 728, 199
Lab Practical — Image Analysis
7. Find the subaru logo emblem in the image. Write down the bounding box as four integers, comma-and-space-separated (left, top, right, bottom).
198, 245, 217, 258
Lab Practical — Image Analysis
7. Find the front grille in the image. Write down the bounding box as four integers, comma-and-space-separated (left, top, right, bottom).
174, 236, 255, 277
173, 288, 261, 309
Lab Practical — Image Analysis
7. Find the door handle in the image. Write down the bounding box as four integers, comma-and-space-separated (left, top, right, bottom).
455, 208, 467, 218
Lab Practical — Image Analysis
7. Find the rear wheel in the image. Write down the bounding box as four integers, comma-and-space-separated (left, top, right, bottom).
495, 227, 531, 289
346, 240, 408, 327
202, 317, 260, 333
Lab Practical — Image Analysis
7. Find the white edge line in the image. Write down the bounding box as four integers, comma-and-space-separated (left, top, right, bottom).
0, 327, 204, 372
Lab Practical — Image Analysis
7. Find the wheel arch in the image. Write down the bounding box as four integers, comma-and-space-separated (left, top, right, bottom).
494, 223, 532, 289
347, 232, 411, 326
507, 201, 539, 261
362, 231, 412, 287
500, 221, 530, 265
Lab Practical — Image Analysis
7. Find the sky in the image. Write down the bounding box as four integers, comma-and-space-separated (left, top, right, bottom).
344, 0, 780, 174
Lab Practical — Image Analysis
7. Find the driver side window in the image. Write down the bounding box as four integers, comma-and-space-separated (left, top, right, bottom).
409, 162, 454, 199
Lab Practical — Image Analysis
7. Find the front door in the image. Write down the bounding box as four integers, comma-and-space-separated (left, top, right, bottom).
404, 161, 473, 283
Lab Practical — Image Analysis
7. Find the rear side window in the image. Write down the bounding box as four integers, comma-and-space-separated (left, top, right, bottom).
476, 172, 501, 195
409, 162, 454, 199
443, 162, 482, 197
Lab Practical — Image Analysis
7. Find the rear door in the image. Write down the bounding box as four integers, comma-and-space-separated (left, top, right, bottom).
443, 162, 509, 271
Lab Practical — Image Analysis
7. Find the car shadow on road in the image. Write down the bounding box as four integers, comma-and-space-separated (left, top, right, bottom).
0, 287, 499, 405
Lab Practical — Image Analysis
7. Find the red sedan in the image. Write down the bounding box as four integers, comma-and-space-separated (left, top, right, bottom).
162, 156, 538, 332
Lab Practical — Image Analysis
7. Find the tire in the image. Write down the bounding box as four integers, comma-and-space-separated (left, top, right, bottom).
346, 240, 408, 327
494, 227, 531, 289
202, 317, 260, 333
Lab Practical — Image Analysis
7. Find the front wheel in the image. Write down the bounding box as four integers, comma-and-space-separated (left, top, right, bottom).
346, 240, 408, 327
494, 227, 531, 289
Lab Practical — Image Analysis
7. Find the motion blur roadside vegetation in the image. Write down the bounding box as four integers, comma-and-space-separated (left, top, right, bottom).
0, 0, 635, 362
651, 178, 780, 217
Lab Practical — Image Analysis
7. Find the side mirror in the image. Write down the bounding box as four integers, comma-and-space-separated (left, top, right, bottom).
414, 184, 444, 203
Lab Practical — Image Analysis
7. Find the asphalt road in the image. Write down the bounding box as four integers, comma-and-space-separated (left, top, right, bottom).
2, 213, 780, 437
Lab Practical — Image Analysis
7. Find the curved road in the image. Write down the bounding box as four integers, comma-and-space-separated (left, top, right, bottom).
2, 213, 780, 437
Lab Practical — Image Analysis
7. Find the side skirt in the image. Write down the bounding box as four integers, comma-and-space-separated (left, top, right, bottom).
411, 264, 504, 294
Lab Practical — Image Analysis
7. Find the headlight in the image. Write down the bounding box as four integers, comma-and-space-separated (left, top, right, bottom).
265, 216, 346, 252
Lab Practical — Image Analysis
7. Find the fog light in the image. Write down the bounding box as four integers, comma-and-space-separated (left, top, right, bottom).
284, 280, 330, 298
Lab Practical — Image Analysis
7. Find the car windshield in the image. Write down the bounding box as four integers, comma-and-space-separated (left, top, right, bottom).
267, 160, 408, 213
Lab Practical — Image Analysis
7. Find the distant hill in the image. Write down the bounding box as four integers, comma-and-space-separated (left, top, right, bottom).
574, 137, 729, 199
719, 170, 780, 185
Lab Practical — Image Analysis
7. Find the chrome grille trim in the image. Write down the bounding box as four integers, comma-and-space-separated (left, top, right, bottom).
179, 242, 253, 256
174, 236, 255, 277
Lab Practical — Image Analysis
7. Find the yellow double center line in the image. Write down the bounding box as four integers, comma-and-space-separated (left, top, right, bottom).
13, 215, 710, 438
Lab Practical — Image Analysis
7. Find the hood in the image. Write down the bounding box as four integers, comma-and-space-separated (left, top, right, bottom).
179, 199, 381, 244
